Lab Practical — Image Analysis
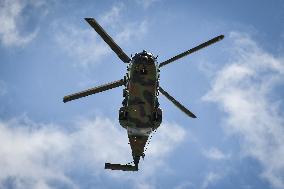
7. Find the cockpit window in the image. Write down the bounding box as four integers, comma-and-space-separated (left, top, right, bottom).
132, 51, 156, 65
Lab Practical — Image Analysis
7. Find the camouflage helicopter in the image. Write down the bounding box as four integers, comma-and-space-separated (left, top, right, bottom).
63, 18, 224, 171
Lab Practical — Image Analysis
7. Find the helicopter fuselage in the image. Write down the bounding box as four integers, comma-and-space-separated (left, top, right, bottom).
118, 51, 162, 163
63, 17, 223, 171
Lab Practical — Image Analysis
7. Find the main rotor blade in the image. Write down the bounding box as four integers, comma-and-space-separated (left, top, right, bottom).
159, 86, 197, 118
159, 35, 224, 68
85, 18, 131, 63
63, 79, 124, 103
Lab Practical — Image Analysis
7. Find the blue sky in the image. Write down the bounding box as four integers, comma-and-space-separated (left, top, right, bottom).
0, 0, 284, 189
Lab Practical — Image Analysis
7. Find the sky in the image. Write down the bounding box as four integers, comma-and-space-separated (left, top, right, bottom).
0, 0, 284, 189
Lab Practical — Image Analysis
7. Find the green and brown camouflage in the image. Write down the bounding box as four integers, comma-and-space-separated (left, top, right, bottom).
63, 17, 224, 171
119, 50, 162, 165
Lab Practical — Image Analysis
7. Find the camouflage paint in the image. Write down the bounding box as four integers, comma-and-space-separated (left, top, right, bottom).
119, 50, 162, 163
64, 18, 222, 171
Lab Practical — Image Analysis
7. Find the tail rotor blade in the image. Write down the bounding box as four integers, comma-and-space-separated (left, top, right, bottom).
63, 79, 125, 103
85, 18, 131, 63
159, 35, 224, 68
159, 86, 197, 118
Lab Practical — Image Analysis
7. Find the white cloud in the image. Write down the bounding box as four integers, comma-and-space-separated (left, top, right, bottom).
134, 182, 155, 189
115, 20, 148, 45
0, 117, 77, 189
135, 0, 161, 8
133, 121, 186, 178
0, 0, 47, 47
201, 172, 222, 189
204, 32, 284, 189
55, 3, 148, 67
101, 121, 186, 189
0, 116, 186, 189
55, 24, 110, 67
147, 122, 186, 157
202, 147, 230, 160
100, 3, 124, 26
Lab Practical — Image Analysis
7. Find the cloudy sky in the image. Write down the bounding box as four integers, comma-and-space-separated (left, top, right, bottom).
0, 0, 284, 189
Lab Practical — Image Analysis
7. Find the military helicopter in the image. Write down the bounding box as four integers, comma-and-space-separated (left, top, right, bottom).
63, 18, 224, 171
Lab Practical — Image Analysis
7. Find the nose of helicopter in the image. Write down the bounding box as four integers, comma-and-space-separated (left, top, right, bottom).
133, 52, 155, 65
134, 55, 154, 65
141, 55, 148, 63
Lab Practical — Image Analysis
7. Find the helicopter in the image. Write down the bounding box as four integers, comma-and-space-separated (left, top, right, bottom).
63, 18, 224, 171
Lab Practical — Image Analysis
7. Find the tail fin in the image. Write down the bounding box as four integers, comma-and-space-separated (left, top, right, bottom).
105, 163, 138, 171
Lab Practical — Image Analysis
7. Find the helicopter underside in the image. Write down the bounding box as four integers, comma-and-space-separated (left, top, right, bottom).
119, 56, 162, 129
118, 55, 163, 164
63, 17, 223, 171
